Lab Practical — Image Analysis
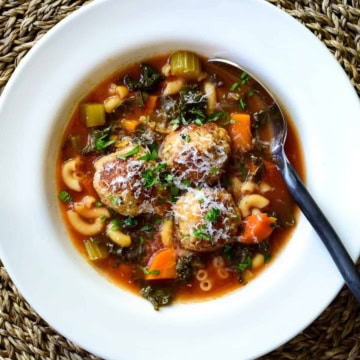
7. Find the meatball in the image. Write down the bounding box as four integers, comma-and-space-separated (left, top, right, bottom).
159, 123, 231, 186
93, 144, 155, 216
173, 187, 241, 252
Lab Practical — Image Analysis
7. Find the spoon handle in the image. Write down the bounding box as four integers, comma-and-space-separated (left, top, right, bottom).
278, 154, 360, 302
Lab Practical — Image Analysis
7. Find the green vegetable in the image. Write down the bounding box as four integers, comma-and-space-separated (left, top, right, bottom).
240, 72, 249, 85
176, 255, 203, 282
182, 134, 191, 143
230, 82, 240, 91
170, 51, 201, 79
58, 190, 72, 203
80, 103, 106, 127
140, 225, 152, 232
122, 217, 138, 228
182, 179, 191, 187
110, 219, 121, 231
209, 111, 229, 123
95, 134, 115, 151
82, 124, 113, 154
142, 163, 167, 188
137, 265, 160, 276
117, 145, 140, 160
209, 167, 219, 174
236, 256, 252, 271
193, 225, 211, 241
84, 238, 108, 261
139, 143, 158, 161
95, 201, 103, 207
140, 285, 173, 311
239, 97, 247, 110
142, 169, 158, 188
123, 64, 163, 92
205, 208, 221, 222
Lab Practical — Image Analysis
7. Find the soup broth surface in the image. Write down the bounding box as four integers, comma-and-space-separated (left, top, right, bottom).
57, 52, 304, 310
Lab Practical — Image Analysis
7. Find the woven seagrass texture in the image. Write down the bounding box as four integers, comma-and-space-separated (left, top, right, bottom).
0, 0, 359, 359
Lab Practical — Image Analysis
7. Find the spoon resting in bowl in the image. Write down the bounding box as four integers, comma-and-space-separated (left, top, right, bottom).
208, 57, 360, 303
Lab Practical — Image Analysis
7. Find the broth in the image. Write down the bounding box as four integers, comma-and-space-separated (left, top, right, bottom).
57, 52, 304, 310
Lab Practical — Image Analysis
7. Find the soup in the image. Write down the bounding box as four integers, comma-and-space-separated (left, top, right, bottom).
57, 51, 304, 310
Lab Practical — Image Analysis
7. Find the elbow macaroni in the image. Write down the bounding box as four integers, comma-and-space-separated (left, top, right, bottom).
61, 157, 82, 191
67, 210, 105, 236
239, 194, 270, 218
106, 224, 132, 247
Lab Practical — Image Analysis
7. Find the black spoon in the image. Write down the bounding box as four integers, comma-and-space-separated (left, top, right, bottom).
208, 57, 360, 302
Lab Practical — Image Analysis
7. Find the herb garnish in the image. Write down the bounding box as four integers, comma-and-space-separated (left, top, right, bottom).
110, 219, 121, 231
137, 265, 160, 276
193, 225, 211, 241
205, 208, 221, 222
139, 143, 158, 161
95, 134, 115, 151
140, 225, 152, 232
239, 97, 247, 110
236, 256, 252, 271
117, 145, 140, 160
122, 217, 138, 228
240, 72, 249, 85
58, 190, 72, 203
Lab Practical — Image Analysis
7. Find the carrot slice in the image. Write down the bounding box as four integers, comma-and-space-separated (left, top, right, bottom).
145, 95, 158, 114
240, 213, 276, 244
122, 119, 140, 133
226, 113, 252, 151
146, 248, 177, 280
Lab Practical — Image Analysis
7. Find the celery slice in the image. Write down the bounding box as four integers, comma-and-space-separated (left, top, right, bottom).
81, 103, 106, 127
84, 238, 108, 261
170, 51, 201, 79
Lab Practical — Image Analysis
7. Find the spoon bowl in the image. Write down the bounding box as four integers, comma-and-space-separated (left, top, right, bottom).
208, 57, 360, 302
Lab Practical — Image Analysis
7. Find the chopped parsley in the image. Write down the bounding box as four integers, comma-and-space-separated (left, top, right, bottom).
140, 225, 152, 232
137, 265, 160, 276
122, 217, 138, 228
110, 219, 121, 231
239, 162, 248, 181
142, 169, 159, 187
193, 225, 211, 241
240, 72, 249, 85
247, 89, 256, 97
239, 97, 247, 110
142, 162, 167, 188
236, 256, 252, 271
230, 82, 240, 91
58, 190, 72, 203
117, 145, 140, 160
139, 143, 158, 161
209, 167, 219, 174
182, 179, 191, 187
95, 201, 103, 207
182, 134, 191, 143
205, 208, 221, 222
209, 111, 229, 123
95, 134, 115, 151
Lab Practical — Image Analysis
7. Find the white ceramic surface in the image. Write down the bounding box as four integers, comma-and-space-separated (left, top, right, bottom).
0, 0, 359, 359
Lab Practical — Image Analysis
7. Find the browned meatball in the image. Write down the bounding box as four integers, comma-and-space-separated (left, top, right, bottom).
173, 187, 241, 252
159, 123, 231, 186
93, 145, 155, 216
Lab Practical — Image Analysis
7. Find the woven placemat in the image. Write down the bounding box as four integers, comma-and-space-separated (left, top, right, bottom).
0, 1, 359, 359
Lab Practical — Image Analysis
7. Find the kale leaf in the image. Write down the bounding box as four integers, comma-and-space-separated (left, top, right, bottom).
140, 285, 173, 310
123, 64, 163, 92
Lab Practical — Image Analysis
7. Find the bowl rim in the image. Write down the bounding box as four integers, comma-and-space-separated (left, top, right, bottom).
0, 1, 360, 359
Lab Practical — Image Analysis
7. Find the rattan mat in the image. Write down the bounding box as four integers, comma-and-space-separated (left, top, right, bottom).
1, 0, 359, 359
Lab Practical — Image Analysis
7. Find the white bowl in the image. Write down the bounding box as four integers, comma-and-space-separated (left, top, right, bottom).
0, 0, 359, 359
